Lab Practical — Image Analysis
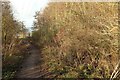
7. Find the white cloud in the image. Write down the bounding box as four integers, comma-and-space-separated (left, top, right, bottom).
9, 0, 49, 31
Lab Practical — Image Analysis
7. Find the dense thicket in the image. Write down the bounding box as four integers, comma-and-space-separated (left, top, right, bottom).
2, 2, 29, 79
2, 2, 27, 59
32, 2, 119, 78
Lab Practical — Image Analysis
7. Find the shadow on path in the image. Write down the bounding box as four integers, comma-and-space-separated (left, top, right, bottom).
15, 45, 43, 78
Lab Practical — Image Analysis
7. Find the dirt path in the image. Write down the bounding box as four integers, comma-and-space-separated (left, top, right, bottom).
16, 45, 43, 78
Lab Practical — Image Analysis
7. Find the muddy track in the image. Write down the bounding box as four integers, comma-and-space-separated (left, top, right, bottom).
15, 45, 43, 78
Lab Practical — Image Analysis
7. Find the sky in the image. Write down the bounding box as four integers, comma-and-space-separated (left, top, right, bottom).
9, 0, 49, 31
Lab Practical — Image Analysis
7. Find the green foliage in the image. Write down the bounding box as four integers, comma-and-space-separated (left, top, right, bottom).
2, 44, 30, 79
2, 55, 22, 79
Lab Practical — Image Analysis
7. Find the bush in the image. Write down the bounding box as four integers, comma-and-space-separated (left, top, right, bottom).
32, 2, 119, 78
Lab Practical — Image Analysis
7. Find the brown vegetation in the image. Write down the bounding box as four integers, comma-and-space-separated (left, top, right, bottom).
32, 2, 119, 78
